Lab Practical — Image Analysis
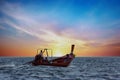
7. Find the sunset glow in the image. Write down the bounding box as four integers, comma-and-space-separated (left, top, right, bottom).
0, 0, 120, 57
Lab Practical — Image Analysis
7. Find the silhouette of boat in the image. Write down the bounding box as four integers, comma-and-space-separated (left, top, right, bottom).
28, 45, 75, 67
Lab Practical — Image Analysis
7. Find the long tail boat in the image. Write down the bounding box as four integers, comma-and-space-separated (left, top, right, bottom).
29, 45, 75, 67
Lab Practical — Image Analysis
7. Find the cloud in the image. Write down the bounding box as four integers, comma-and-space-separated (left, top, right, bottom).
1, 2, 87, 48
1, 2, 119, 49
103, 42, 120, 48
1, 3, 56, 41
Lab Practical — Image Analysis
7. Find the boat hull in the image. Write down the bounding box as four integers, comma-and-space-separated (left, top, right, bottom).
32, 54, 75, 67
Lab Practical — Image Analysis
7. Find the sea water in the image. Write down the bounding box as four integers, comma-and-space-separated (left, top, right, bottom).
0, 57, 120, 80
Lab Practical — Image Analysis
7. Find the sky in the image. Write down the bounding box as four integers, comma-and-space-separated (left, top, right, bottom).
0, 0, 120, 57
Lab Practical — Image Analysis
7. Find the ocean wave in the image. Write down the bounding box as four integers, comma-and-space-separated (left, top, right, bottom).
0, 57, 120, 80
0, 64, 15, 68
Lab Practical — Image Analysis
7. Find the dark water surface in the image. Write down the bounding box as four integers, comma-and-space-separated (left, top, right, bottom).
0, 57, 120, 80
